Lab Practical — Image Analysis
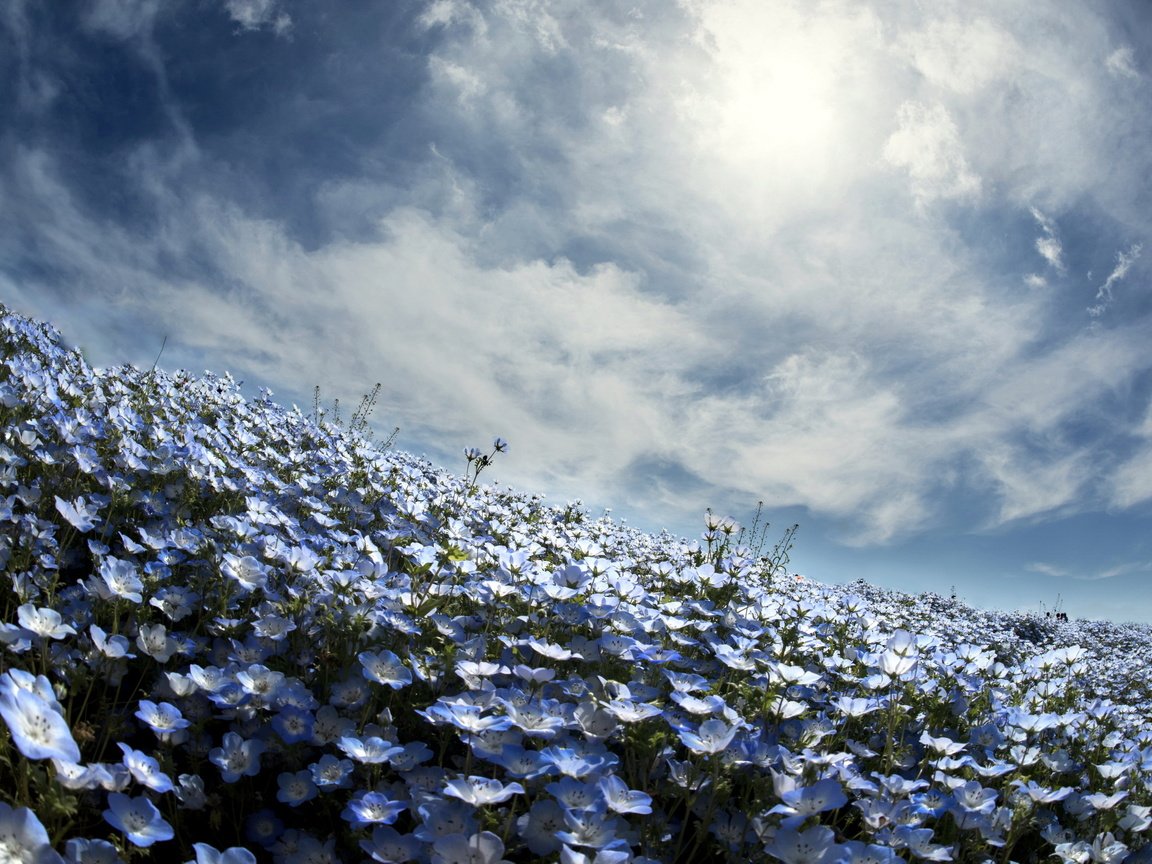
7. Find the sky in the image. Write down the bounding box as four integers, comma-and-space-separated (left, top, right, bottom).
3, 0, 1152, 623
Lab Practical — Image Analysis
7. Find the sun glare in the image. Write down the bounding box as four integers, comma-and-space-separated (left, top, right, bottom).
681, 2, 883, 206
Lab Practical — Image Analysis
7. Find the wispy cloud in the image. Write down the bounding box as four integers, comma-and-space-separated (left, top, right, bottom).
883, 102, 981, 206
1106, 45, 1140, 79
1029, 208, 1064, 272
222, 0, 292, 35
1088, 244, 1142, 317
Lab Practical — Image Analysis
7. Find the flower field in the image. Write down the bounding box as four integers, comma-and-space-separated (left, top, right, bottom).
1, 303, 1150, 864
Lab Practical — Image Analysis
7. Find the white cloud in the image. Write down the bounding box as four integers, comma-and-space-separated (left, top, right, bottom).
1025, 562, 1069, 578
883, 102, 981, 205
223, 0, 292, 35
1089, 244, 1142, 316
1106, 46, 1140, 79
1030, 207, 1064, 271
82, 0, 160, 39
894, 15, 1021, 96
1073, 561, 1152, 581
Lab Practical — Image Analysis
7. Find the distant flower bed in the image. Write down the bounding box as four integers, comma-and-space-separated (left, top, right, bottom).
0, 303, 1150, 864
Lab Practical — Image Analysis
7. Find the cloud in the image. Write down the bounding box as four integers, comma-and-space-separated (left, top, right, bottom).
1073, 561, 1152, 581
4, 0, 1152, 555
222, 0, 292, 35
1029, 208, 1064, 272
82, 0, 160, 39
894, 14, 1022, 96
1106, 45, 1140, 79
1088, 244, 1142, 317
883, 102, 981, 206
1024, 562, 1070, 580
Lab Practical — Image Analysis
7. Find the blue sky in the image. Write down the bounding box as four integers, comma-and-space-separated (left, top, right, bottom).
3, 0, 1152, 622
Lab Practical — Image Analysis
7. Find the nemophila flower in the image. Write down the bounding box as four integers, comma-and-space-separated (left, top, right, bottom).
235, 664, 285, 701
55, 494, 102, 532
359, 649, 413, 689
677, 717, 739, 755
361, 826, 421, 864
771, 778, 848, 820
329, 677, 370, 709
338, 734, 403, 764
136, 623, 178, 662
135, 699, 191, 740
103, 793, 174, 848
833, 696, 880, 718
602, 699, 662, 723
117, 743, 174, 793
17, 603, 76, 640
220, 553, 269, 592
836, 840, 900, 864
0, 671, 81, 763
950, 780, 997, 815
670, 691, 726, 715
311, 705, 355, 745
208, 732, 265, 783
244, 809, 284, 848
516, 798, 567, 855
414, 799, 479, 843
186, 844, 257, 864
1088, 832, 1130, 864
502, 699, 568, 738
560, 844, 634, 864
252, 613, 295, 640
572, 702, 618, 739
419, 702, 514, 734
891, 827, 953, 862
879, 630, 919, 677
341, 791, 407, 826
764, 824, 838, 864
554, 807, 620, 850
64, 836, 123, 863
310, 754, 355, 788
149, 586, 198, 622
540, 745, 618, 778
271, 706, 314, 744
597, 774, 653, 814
1083, 790, 1129, 812
389, 740, 434, 771
0, 801, 64, 864
277, 770, 318, 807
431, 831, 511, 864
444, 775, 525, 806
98, 557, 144, 603
175, 774, 207, 810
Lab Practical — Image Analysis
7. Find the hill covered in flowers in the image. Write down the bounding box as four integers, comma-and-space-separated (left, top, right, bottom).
0, 302, 1150, 864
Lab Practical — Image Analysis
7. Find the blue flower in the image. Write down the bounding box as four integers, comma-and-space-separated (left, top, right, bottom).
0, 801, 64, 863
208, 732, 265, 783
432, 831, 510, 864
0, 671, 82, 763
116, 742, 175, 793
134, 700, 191, 740
677, 718, 739, 755
186, 844, 258, 864
64, 836, 123, 863
102, 793, 174, 848
277, 770, 319, 807
309, 754, 356, 788
358, 649, 413, 689
360, 827, 421, 864
98, 557, 144, 603
443, 775, 526, 806
340, 791, 408, 826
